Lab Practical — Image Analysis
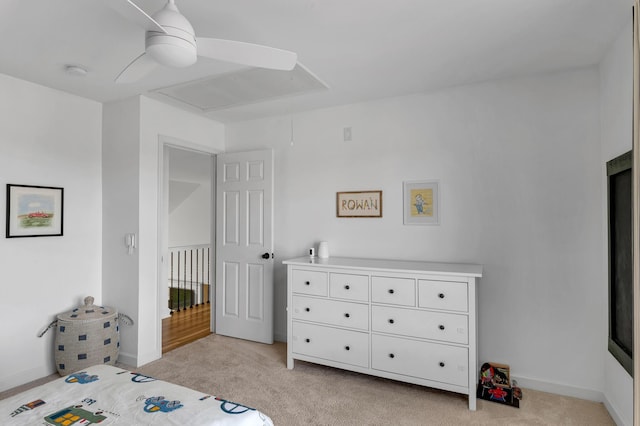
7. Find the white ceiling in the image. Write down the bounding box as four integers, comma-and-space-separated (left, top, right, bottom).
0, 0, 632, 123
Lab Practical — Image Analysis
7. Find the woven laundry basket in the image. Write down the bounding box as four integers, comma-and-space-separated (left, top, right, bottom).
52, 296, 124, 375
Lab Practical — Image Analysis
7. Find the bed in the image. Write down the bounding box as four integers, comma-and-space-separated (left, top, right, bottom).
1, 364, 273, 425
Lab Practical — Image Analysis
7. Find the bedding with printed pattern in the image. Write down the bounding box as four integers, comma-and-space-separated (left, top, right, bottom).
1, 364, 273, 425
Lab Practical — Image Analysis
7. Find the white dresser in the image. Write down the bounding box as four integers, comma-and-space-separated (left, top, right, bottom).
283, 256, 483, 410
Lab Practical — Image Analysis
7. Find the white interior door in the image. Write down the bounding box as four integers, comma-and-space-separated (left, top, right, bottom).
215, 149, 274, 344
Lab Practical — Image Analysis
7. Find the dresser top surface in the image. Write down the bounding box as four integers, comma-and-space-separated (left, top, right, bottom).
283, 256, 483, 277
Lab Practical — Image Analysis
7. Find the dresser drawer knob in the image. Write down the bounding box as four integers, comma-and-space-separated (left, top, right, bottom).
305, 281, 311, 285
438, 293, 445, 299
438, 324, 445, 330
439, 361, 445, 367
305, 338, 311, 343
389, 353, 395, 359
344, 285, 350, 290
305, 307, 310, 312
388, 289, 395, 294
388, 318, 395, 324
344, 313, 350, 318
345, 346, 350, 351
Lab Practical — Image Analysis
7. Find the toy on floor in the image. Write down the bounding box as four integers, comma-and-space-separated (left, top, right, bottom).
476, 362, 522, 408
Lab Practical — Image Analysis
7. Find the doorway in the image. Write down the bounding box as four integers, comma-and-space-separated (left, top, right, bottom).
158, 144, 275, 353
160, 144, 215, 353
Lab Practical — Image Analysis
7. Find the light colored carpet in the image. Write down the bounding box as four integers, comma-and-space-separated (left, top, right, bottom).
1, 334, 615, 425
137, 334, 614, 425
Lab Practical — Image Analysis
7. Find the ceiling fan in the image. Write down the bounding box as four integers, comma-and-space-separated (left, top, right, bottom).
104, 0, 298, 83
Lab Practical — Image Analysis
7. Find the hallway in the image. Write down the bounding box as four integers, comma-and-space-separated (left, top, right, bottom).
162, 303, 211, 353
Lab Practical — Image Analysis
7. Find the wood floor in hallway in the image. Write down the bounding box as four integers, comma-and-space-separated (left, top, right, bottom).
162, 303, 211, 354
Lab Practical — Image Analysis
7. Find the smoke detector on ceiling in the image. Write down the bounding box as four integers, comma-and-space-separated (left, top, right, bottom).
64, 64, 88, 77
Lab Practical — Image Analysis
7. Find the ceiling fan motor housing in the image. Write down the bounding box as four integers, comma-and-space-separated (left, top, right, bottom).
145, 2, 197, 67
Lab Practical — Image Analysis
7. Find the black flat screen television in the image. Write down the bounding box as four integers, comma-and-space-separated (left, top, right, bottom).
607, 150, 633, 375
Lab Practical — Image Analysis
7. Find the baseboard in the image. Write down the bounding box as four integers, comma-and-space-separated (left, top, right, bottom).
117, 351, 137, 368
0, 364, 56, 393
603, 394, 631, 426
511, 375, 604, 402
273, 332, 287, 343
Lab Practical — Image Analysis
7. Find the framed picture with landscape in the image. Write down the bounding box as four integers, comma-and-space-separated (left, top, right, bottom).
6, 184, 64, 238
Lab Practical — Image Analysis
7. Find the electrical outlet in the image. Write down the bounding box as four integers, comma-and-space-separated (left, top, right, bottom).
343, 127, 352, 142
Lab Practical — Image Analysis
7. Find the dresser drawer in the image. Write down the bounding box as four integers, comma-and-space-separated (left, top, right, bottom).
292, 295, 369, 330
371, 276, 415, 306
371, 305, 468, 344
291, 322, 369, 368
330, 273, 369, 301
418, 280, 468, 312
291, 269, 328, 296
371, 334, 468, 387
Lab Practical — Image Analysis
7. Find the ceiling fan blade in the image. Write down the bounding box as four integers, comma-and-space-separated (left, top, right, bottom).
102, 0, 167, 33
197, 38, 297, 71
115, 52, 159, 83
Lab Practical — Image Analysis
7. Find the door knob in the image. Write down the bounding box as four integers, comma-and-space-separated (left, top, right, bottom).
261, 252, 272, 259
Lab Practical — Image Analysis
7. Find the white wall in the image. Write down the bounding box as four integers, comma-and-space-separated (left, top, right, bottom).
102, 95, 224, 367
168, 147, 212, 248
599, 19, 633, 426
0, 74, 102, 391
226, 68, 604, 398
102, 96, 141, 368
169, 183, 211, 247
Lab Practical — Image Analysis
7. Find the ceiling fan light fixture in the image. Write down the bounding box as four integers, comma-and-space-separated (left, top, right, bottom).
109, 0, 299, 82
146, 34, 197, 67
144, 0, 197, 67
